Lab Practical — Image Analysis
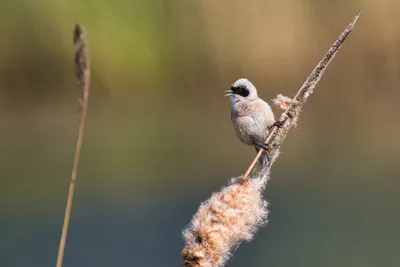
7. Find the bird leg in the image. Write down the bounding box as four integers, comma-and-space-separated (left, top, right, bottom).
272, 120, 285, 128
254, 118, 287, 165
254, 142, 271, 163
254, 142, 269, 151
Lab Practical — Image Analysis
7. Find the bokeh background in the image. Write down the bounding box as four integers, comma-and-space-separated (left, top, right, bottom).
1, 0, 400, 266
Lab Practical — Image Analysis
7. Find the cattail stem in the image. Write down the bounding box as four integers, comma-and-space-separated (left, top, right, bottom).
183, 10, 361, 267
56, 24, 91, 267
244, 9, 362, 178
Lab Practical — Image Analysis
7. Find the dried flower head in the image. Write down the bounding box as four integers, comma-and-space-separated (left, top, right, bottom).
73, 23, 90, 109
182, 166, 271, 267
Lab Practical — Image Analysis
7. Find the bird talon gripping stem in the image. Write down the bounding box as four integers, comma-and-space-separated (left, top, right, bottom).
272, 120, 285, 128
254, 142, 270, 151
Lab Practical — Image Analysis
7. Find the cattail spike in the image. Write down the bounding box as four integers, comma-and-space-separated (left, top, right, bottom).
73, 24, 90, 110
56, 24, 91, 267
182, 167, 270, 267
182, 10, 362, 267
244, 9, 362, 178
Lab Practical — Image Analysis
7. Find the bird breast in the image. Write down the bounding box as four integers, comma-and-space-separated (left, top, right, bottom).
231, 99, 275, 146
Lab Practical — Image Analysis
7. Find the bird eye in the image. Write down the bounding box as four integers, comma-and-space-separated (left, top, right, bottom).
231, 85, 249, 97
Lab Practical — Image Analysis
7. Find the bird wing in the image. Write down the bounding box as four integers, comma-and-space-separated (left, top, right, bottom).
249, 99, 275, 129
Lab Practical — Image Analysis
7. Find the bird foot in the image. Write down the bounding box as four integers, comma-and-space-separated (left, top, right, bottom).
254, 142, 271, 162
272, 120, 285, 128
254, 142, 269, 151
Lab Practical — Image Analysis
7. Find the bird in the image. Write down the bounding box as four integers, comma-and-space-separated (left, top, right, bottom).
225, 78, 283, 166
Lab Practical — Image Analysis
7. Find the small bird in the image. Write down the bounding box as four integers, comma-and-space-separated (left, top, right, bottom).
225, 78, 283, 166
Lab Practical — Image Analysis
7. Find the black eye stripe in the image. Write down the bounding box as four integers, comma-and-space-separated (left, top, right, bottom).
231, 85, 249, 97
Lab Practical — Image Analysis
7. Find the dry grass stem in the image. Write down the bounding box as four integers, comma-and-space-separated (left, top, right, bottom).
182, 10, 361, 267
55, 24, 91, 267
244, 9, 362, 177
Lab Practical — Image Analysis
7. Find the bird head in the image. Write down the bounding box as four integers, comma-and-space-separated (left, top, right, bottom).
225, 78, 258, 104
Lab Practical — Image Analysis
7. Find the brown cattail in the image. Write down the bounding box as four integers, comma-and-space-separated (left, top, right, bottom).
182, 11, 362, 267
243, 10, 362, 178
182, 162, 276, 267
56, 24, 91, 267
73, 24, 90, 109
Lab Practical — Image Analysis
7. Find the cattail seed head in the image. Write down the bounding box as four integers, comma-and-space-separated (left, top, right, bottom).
73, 24, 85, 45
181, 10, 361, 267
73, 23, 90, 109
182, 168, 271, 267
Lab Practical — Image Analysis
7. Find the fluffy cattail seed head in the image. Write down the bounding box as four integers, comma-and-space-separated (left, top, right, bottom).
272, 94, 293, 111
182, 168, 270, 267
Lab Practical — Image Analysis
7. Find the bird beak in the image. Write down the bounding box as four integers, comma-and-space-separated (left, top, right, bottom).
224, 90, 233, 97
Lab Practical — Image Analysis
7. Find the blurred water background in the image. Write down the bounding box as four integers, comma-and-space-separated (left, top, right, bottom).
1, 0, 400, 266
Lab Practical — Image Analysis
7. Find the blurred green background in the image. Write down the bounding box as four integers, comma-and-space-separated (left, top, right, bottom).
1, 0, 400, 266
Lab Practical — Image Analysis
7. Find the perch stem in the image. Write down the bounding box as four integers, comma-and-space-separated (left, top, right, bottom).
56, 24, 91, 267
244, 10, 362, 178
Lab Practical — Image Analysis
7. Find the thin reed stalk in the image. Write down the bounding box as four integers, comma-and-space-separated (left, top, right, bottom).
55, 24, 91, 267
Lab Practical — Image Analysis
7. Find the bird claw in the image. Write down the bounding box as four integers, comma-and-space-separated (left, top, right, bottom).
272, 120, 285, 128
254, 142, 271, 163
254, 142, 269, 151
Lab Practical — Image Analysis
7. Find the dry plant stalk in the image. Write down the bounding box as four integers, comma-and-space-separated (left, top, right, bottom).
182, 10, 361, 267
55, 24, 91, 267
244, 9, 362, 178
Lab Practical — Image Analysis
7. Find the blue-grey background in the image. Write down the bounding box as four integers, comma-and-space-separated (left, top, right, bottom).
1, 0, 400, 266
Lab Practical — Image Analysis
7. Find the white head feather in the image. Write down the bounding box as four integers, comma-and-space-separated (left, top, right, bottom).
226, 78, 259, 105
